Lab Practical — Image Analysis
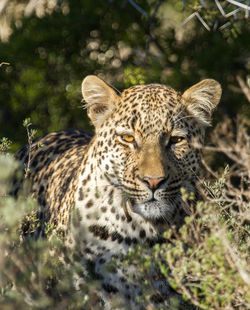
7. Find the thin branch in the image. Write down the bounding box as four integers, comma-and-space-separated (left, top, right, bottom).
215, 0, 241, 18
219, 21, 231, 30
246, 0, 250, 18
201, 158, 220, 179
128, 0, 148, 17
236, 75, 250, 102
151, 0, 164, 20
182, 12, 211, 31
24, 0, 40, 17
0, 0, 9, 16
226, 0, 250, 10
0, 62, 10, 67
145, 0, 165, 61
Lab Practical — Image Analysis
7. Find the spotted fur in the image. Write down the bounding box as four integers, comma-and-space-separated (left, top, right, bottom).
15, 76, 221, 308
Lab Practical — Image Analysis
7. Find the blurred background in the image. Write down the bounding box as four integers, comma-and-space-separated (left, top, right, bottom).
0, 0, 249, 151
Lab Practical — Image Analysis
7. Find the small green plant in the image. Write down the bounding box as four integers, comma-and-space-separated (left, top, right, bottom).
0, 137, 12, 154
22, 118, 37, 177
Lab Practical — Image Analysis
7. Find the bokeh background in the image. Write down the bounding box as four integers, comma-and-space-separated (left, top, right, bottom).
0, 2, 249, 309
0, 0, 249, 150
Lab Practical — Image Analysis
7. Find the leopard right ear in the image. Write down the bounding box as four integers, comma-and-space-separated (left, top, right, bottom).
82, 75, 118, 130
182, 79, 222, 126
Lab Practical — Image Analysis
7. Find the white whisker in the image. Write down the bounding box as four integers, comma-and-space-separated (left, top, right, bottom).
174, 115, 197, 124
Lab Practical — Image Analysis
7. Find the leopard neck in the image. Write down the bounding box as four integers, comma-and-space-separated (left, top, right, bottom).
73, 143, 163, 244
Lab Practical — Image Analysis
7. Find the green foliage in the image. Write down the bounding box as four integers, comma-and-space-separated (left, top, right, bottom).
0, 137, 12, 154
122, 176, 249, 309
160, 201, 249, 309
123, 66, 147, 87
0, 155, 101, 310
0, 0, 249, 150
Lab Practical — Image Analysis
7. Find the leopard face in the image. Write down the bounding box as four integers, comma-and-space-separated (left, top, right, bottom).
82, 77, 221, 224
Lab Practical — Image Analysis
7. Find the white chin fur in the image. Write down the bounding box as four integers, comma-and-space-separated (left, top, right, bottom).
132, 201, 173, 220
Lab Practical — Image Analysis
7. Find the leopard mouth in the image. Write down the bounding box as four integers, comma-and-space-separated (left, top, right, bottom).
130, 199, 174, 220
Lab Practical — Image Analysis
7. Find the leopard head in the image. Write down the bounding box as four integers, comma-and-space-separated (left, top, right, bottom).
82, 76, 221, 223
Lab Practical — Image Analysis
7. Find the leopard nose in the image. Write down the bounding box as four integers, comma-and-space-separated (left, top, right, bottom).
143, 177, 166, 190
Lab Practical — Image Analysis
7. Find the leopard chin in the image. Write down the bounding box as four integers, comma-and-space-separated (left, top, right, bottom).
132, 200, 174, 221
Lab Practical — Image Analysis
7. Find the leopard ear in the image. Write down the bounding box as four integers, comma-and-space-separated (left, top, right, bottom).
182, 79, 222, 126
82, 75, 118, 130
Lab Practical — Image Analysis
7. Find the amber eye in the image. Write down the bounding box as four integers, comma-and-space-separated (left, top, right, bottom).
121, 134, 135, 143
169, 136, 184, 144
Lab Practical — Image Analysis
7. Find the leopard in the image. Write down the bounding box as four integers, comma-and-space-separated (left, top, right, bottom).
14, 75, 221, 309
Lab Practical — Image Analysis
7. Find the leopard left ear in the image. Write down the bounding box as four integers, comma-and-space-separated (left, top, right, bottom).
82, 75, 119, 130
182, 79, 222, 126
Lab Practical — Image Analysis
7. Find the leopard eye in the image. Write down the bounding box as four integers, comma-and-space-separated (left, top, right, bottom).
169, 136, 184, 144
121, 134, 135, 143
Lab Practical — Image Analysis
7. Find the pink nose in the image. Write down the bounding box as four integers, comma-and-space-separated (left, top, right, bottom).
143, 177, 165, 190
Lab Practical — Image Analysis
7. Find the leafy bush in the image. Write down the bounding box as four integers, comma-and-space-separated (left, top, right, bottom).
0, 153, 101, 310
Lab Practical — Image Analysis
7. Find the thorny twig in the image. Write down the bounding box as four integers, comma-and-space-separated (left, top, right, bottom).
215, 0, 241, 18
226, 0, 250, 10
183, 0, 250, 31
182, 11, 211, 30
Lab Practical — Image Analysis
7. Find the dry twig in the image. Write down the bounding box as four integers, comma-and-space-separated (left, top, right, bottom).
0, 62, 10, 67
236, 75, 250, 102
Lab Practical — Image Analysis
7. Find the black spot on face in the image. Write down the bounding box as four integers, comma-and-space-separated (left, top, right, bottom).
89, 225, 109, 240
132, 238, 138, 244
99, 258, 106, 264
139, 229, 146, 239
86, 200, 93, 208
111, 232, 123, 243
101, 206, 107, 213
85, 247, 93, 254
125, 237, 132, 246
78, 187, 84, 201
